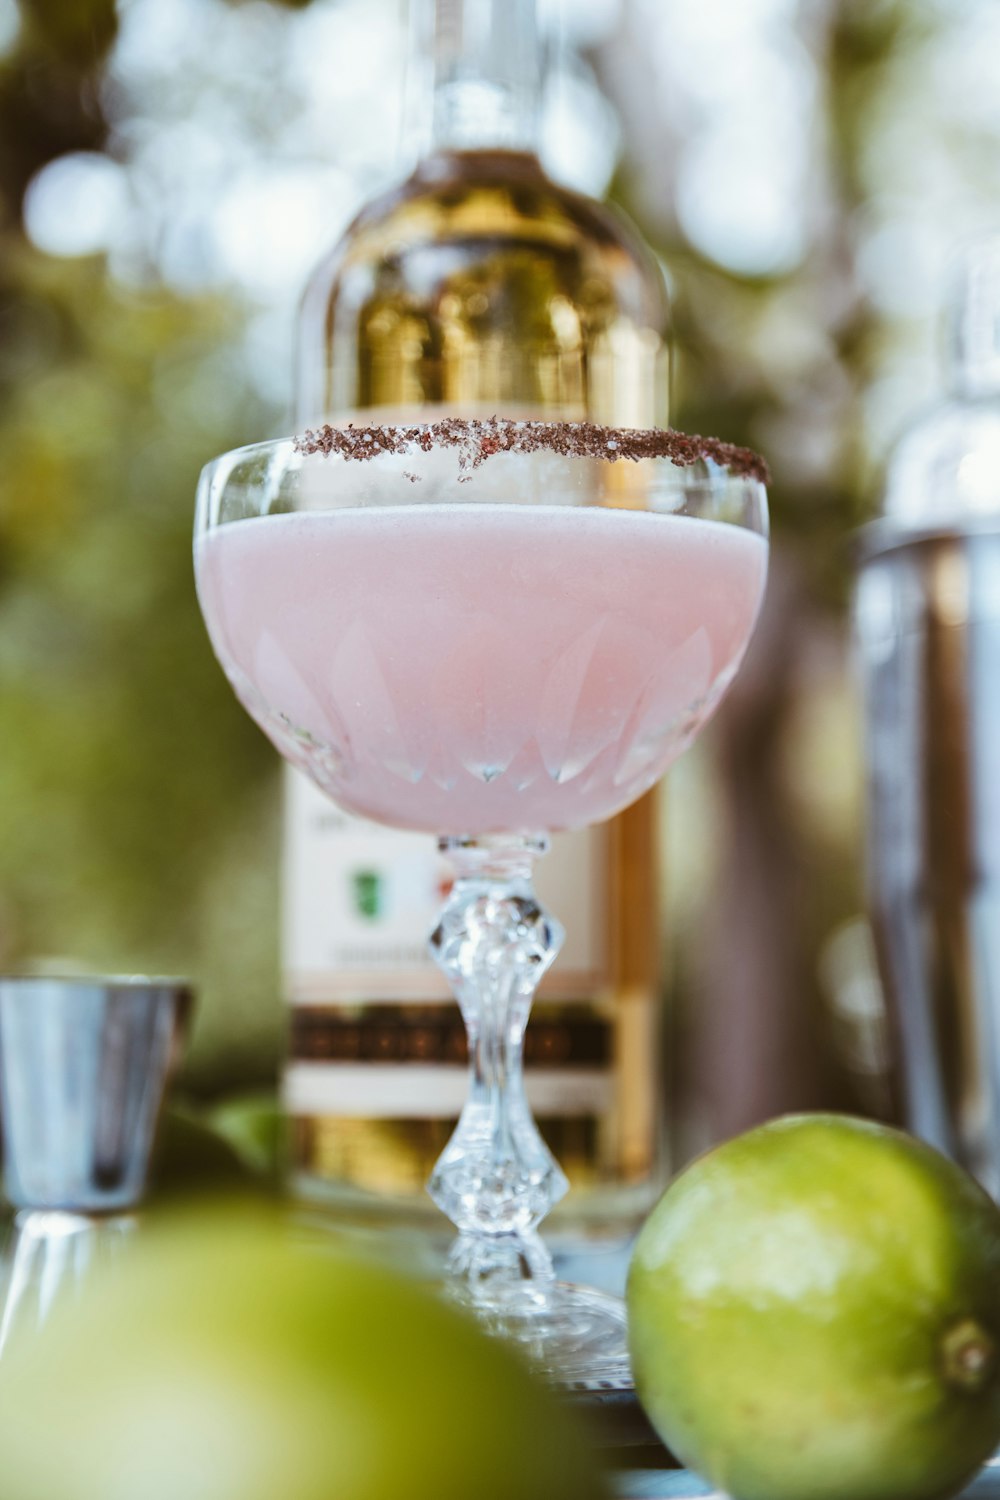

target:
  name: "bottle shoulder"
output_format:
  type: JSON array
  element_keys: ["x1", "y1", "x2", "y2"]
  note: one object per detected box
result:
[
  {"x1": 883, "y1": 395, "x2": 1000, "y2": 525},
  {"x1": 301, "y1": 152, "x2": 670, "y2": 332}
]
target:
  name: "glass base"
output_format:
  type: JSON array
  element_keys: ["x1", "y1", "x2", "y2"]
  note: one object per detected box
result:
[{"x1": 453, "y1": 1279, "x2": 633, "y2": 1391}]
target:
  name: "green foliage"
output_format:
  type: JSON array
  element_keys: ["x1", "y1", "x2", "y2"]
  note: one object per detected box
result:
[
  {"x1": 0, "y1": 249, "x2": 283, "y2": 1087},
  {"x1": 19, "y1": 0, "x2": 118, "y2": 66},
  {"x1": 0, "y1": 0, "x2": 116, "y2": 220}
]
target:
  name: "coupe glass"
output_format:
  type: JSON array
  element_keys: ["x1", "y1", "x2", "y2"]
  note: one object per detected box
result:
[{"x1": 194, "y1": 419, "x2": 769, "y2": 1386}]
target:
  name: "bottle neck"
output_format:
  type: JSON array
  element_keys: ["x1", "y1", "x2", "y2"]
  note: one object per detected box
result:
[
  {"x1": 945, "y1": 237, "x2": 1000, "y2": 401},
  {"x1": 408, "y1": 0, "x2": 542, "y2": 156}
]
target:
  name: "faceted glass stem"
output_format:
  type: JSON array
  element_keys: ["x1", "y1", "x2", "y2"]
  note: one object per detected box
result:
[{"x1": 428, "y1": 835, "x2": 568, "y2": 1300}]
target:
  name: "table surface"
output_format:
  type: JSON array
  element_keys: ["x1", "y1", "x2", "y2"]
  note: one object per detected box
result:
[
  {"x1": 612, "y1": 1459, "x2": 1000, "y2": 1498},
  {"x1": 580, "y1": 1391, "x2": 1000, "y2": 1499}
]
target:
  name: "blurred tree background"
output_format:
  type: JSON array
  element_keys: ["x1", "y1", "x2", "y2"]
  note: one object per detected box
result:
[{"x1": 0, "y1": 0, "x2": 995, "y2": 1146}]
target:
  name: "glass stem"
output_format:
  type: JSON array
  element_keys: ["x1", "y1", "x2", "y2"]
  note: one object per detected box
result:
[{"x1": 429, "y1": 835, "x2": 568, "y2": 1297}]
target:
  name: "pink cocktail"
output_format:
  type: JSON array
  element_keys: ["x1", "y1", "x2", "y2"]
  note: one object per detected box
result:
[
  {"x1": 194, "y1": 419, "x2": 769, "y2": 1384},
  {"x1": 196, "y1": 504, "x2": 766, "y2": 835}
]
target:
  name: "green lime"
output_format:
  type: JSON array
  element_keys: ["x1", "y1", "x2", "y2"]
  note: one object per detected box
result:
[
  {"x1": 0, "y1": 1210, "x2": 606, "y2": 1500},
  {"x1": 627, "y1": 1114, "x2": 1000, "y2": 1500},
  {"x1": 209, "y1": 1092, "x2": 285, "y2": 1177},
  {"x1": 151, "y1": 1108, "x2": 259, "y2": 1196}
]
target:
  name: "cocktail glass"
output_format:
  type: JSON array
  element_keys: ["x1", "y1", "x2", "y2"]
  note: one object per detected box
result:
[{"x1": 194, "y1": 419, "x2": 769, "y2": 1386}]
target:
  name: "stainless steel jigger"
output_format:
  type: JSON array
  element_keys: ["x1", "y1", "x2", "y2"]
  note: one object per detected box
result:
[
  {"x1": 0, "y1": 975, "x2": 192, "y2": 1212},
  {"x1": 0, "y1": 976, "x2": 191, "y2": 1355}
]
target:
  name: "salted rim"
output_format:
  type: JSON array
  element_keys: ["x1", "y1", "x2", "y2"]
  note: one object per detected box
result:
[{"x1": 294, "y1": 416, "x2": 770, "y2": 486}]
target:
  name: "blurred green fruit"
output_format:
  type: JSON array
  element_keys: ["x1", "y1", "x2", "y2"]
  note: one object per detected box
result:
[
  {"x1": 209, "y1": 1092, "x2": 285, "y2": 1177},
  {"x1": 628, "y1": 1114, "x2": 1000, "y2": 1500},
  {"x1": 0, "y1": 1212, "x2": 604, "y2": 1500},
  {"x1": 151, "y1": 1108, "x2": 258, "y2": 1196}
]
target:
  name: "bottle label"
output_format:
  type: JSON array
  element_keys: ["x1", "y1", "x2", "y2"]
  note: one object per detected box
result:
[
  {"x1": 285, "y1": 1062, "x2": 613, "y2": 1120},
  {"x1": 284, "y1": 994, "x2": 614, "y2": 1121},
  {"x1": 282, "y1": 767, "x2": 610, "y2": 1003}
]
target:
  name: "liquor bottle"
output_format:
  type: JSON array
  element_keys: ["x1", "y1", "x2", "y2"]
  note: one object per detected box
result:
[{"x1": 284, "y1": 0, "x2": 671, "y2": 1237}]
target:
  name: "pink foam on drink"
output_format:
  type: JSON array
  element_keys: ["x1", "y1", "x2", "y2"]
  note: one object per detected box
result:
[{"x1": 196, "y1": 505, "x2": 767, "y2": 834}]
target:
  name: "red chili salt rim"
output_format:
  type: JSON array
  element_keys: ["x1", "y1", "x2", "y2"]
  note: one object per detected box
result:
[{"x1": 294, "y1": 416, "x2": 770, "y2": 487}]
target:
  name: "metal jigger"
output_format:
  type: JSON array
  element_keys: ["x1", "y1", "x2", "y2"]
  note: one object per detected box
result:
[
  {"x1": 0, "y1": 975, "x2": 191, "y2": 1353},
  {"x1": 856, "y1": 238, "x2": 1000, "y2": 1195}
]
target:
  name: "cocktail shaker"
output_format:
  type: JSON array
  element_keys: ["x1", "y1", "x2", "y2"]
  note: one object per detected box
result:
[{"x1": 856, "y1": 238, "x2": 1000, "y2": 1194}]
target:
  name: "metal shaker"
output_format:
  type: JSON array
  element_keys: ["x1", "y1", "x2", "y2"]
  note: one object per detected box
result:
[{"x1": 856, "y1": 238, "x2": 1000, "y2": 1194}]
